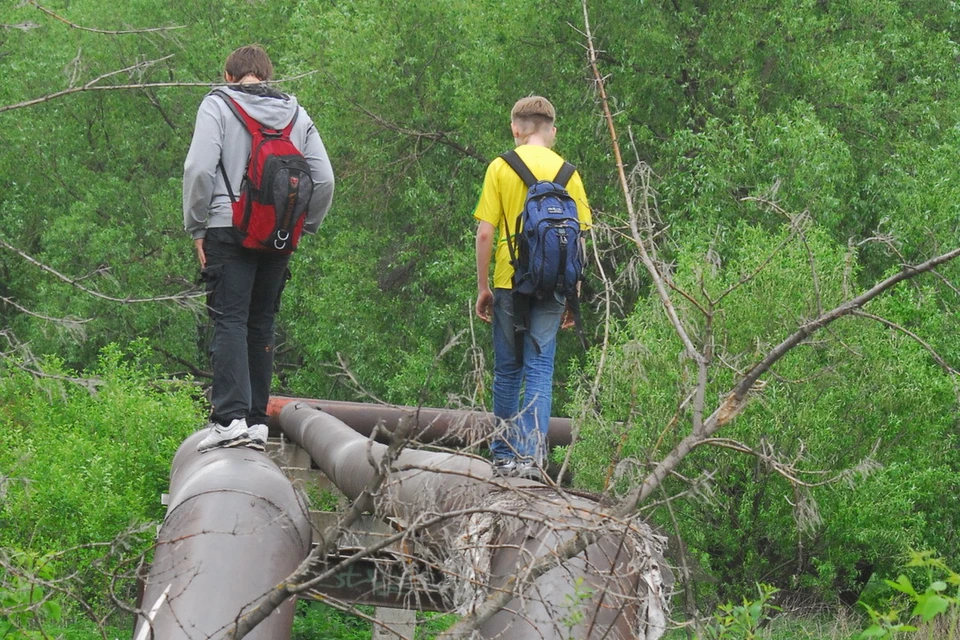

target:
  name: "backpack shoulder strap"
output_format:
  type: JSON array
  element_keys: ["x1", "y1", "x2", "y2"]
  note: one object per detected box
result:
[
  {"x1": 554, "y1": 161, "x2": 576, "y2": 187},
  {"x1": 210, "y1": 89, "x2": 258, "y2": 133},
  {"x1": 210, "y1": 89, "x2": 254, "y2": 203},
  {"x1": 282, "y1": 108, "x2": 299, "y2": 136},
  {"x1": 500, "y1": 149, "x2": 537, "y2": 188},
  {"x1": 212, "y1": 88, "x2": 300, "y2": 135}
]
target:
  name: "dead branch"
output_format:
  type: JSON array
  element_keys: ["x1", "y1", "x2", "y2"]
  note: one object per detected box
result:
[
  {"x1": 0, "y1": 64, "x2": 318, "y2": 114},
  {"x1": 29, "y1": 1, "x2": 185, "y2": 35},
  {"x1": 1, "y1": 21, "x2": 39, "y2": 31},
  {"x1": 0, "y1": 329, "x2": 103, "y2": 395},
  {"x1": 324, "y1": 72, "x2": 489, "y2": 164},
  {"x1": 853, "y1": 309, "x2": 959, "y2": 377},
  {"x1": 712, "y1": 210, "x2": 806, "y2": 305},
  {"x1": 693, "y1": 437, "x2": 871, "y2": 488},
  {"x1": 621, "y1": 245, "x2": 960, "y2": 517},
  {"x1": 0, "y1": 296, "x2": 90, "y2": 337},
  {"x1": 0, "y1": 237, "x2": 204, "y2": 307},
  {"x1": 334, "y1": 352, "x2": 393, "y2": 406}
]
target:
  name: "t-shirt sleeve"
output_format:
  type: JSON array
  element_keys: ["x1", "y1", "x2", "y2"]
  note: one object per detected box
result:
[
  {"x1": 472, "y1": 160, "x2": 503, "y2": 228},
  {"x1": 567, "y1": 171, "x2": 592, "y2": 229}
]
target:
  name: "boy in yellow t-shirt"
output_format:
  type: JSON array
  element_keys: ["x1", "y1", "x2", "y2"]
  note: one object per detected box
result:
[{"x1": 474, "y1": 96, "x2": 591, "y2": 481}]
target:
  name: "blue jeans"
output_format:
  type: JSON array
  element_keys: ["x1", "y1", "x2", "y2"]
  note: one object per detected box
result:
[
  {"x1": 490, "y1": 288, "x2": 565, "y2": 463},
  {"x1": 202, "y1": 228, "x2": 291, "y2": 427}
]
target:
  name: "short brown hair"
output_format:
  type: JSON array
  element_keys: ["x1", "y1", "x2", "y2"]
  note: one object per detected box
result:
[
  {"x1": 511, "y1": 96, "x2": 556, "y2": 135},
  {"x1": 224, "y1": 44, "x2": 274, "y2": 82}
]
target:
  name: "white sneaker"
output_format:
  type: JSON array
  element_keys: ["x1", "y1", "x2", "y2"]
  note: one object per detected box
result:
[
  {"x1": 247, "y1": 424, "x2": 268, "y2": 452},
  {"x1": 197, "y1": 418, "x2": 249, "y2": 453}
]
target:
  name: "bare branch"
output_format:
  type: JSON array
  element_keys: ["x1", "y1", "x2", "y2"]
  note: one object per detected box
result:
[
  {"x1": 557, "y1": 225, "x2": 616, "y2": 485},
  {"x1": 1, "y1": 21, "x2": 39, "y2": 31},
  {"x1": 580, "y1": 1, "x2": 707, "y2": 444},
  {"x1": 30, "y1": 0, "x2": 186, "y2": 35},
  {"x1": 324, "y1": 72, "x2": 489, "y2": 164},
  {"x1": 0, "y1": 55, "x2": 175, "y2": 113},
  {"x1": 0, "y1": 237, "x2": 204, "y2": 306},
  {"x1": 333, "y1": 352, "x2": 393, "y2": 405},
  {"x1": 853, "y1": 309, "x2": 960, "y2": 377},
  {"x1": 0, "y1": 296, "x2": 91, "y2": 335},
  {"x1": 621, "y1": 246, "x2": 960, "y2": 516},
  {"x1": 714, "y1": 199, "x2": 808, "y2": 305},
  {"x1": 0, "y1": 330, "x2": 103, "y2": 395},
  {"x1": 0, "y1": 63, "x2": 318, "y2": 114},
  {"x1": 694, "y1": 437, "x2": 862, "y2": 488}
]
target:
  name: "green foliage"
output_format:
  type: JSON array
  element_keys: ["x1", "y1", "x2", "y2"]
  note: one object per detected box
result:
[
  {"x1": 416, "y1": 611, "x2": 460, "y2": 639},
  {"x1": 0, "y1": 0, "x2": 959, "y2": 632},
  {"x1": 291, "y1": 601, "x2": 459, "y2": 639},
  {"x1": 860, "y1": 551, "x2": 960, "y2": 640},
  {"x1": 0, "y1": 341, "x2": 204, "y2": 609},
  {"x1": 569, "y1": 221, "x2": 959, "y2": 602},
  {"x1": 291, "y1": 601, "x2": 371, "y2": 640},
  {"x1": 0, "y1": 551, "x2": 62, "y2": 640},
  {"x1": 704, "y1": 583, "x2": 781, "y2": 640}
]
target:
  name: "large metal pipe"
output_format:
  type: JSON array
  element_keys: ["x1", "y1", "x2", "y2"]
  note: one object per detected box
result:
[
  {"x1": 134, "y1": 431, "x2": 312, "y2": 640},
  {"x1": 280, "y1": 402, "x2": 669, "y2": 640},
  {"x1": 266, "y1": 396, "x2": 574, "y2": 447}
]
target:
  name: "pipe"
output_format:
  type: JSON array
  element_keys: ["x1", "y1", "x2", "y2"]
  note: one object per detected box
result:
[
  {"x1": 280, "y1": 402, "x2": 669, "y2": 640},
  {"x1": 134, "y1": 431, "x2": 312, "y2": 640},
  {"x1": 266, "y1": 396, "x2": 574, "y2": 447}
]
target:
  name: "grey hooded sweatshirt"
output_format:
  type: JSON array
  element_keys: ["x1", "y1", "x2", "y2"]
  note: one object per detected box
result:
[{"x1": 182, "y1": 84, "x2": 335, "y2": 240}]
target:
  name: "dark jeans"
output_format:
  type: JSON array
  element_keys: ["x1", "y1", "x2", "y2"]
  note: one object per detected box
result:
[{"x1": 202, "y1": 228, "x2": 291, "y2": 427}]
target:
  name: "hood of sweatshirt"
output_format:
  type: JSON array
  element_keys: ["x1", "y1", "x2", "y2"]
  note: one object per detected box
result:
[{"x1": 220, "y1": 83, "x2": 300, "y2": 130}]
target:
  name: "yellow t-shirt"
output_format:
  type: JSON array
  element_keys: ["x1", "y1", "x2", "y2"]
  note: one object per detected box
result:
[{"x1": 473, "y1": 145, "x2": 591, "y2": 290}]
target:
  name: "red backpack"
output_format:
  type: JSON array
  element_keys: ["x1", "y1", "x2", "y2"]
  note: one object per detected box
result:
[{"x1": 212, "y1": 90, "x2": 314, "y2": 253}]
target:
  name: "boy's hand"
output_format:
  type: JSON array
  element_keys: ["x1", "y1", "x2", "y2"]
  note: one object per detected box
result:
[
  {"x1": 194, "y1": 238, "x2": 206, "y2": 269},
  {"x1": 476, "y1": 288, "x2": 494, "y2": 323},
  {"x1": 561, "y1": 308, "x2": 575, "y2": 330}
]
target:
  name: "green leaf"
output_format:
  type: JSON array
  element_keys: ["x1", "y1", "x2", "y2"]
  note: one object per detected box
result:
[
  {"x1": 885, "y1": 575, "x2": 918, "y2": 597},
  {"x1": 912, "y1": 594, "x2": 949, "y2": 622}
]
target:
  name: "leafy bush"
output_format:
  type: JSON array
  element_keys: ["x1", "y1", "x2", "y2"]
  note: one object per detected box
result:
[
  {"x1": 568, "y1": 223, "x2": 960, "y2": 603},
  {"x1": 860, "y1": 551, "x2": 960, "y2": 640},
  {"x1": 0, "y1": 341, "x2": 205, "y2": 614},
  {"x1": 0, "y1": 551, "x2": 62, "y2": 640}
]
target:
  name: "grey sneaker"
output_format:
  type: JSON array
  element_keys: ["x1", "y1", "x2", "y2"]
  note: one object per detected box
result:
[
  {"x1": 491, "y1": 457, "x2": 518, "y2": 478},
  {"x1": 197, "y1": 418, "x2": 249, "y2": 453},
  {"x1": 247, "y1": 423, "x2": 268, "y2": 452},
  {"x1": 515, "y1": 459, "x2": 544, "y2": 482}
]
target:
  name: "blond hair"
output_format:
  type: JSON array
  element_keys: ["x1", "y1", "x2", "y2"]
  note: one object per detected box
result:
[{"x1": 511, "y1": 96, "x2": 556, "y2": 137}]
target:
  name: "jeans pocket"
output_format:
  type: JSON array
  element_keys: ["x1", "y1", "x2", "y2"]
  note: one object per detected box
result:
[{"x1": 201, "y1": 263, "x2": 224, "y2": 319}]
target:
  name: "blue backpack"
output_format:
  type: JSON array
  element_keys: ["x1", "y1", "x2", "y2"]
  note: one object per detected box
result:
[
  {"x1": 501, "y1": 150, "x2": 583, "y2": 299},
  {"x1": 501, "y1": 150, "x2": 587, "y2": 355}
]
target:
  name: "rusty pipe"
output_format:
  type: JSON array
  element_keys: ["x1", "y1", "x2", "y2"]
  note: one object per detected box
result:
[
  {"x1": 266, "y1": 396, "x2": 574, "y2": 447},
  {"x1": 280, "y1": 402, "x2": 669, "y2": 640},
  {"x1": 134, "y1": 431, "x2": 312, "y2": 640}
]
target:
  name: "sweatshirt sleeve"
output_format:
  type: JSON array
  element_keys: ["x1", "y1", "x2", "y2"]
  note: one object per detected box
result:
[
  {"x1": 182, "y1": 96, "x2": 225, "y2": 240},
  {"x1": 300, "y1": 112, "x2": 335, "y2": 234}
]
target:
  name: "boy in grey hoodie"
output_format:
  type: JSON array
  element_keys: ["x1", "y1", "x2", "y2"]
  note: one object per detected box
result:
[{"x1": 183, "y1": 44, "x2": 335, "y2": 453}]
